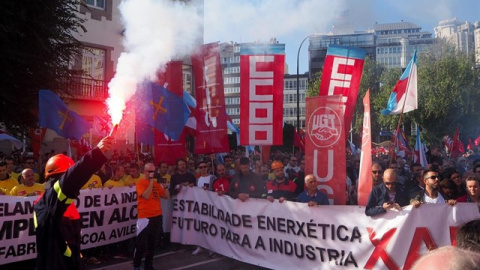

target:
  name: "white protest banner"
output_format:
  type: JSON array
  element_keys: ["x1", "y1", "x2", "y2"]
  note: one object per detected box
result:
[
  {"x1": 171, "y1": 187, "x2": 480, "y2": 270},
  {"x1": 0, "y1": 187, "x2": 138, "y2": 265}
]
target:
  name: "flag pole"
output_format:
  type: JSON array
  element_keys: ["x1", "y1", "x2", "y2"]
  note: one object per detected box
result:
[
  {"x1": 210, "y1": 154, "x2": 215, "y2": 175},
  {"x1": 388, "y1": 52, "x2": 416, "y2": 167}
]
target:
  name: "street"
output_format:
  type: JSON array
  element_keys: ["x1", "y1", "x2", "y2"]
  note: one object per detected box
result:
[{"x1": 86, "y1": 246, "x2": 271, "y2": 270}]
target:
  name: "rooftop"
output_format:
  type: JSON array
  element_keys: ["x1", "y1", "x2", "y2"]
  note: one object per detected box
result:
[{"x1": 373, "y1": 21, "x2": 421, "y2": 31}]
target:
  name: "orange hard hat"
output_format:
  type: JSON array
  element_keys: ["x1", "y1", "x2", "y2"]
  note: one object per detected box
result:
[
  {"x1": 271, "y1": 161, "x2": 284, "y2": 171},
  {"x1": 45, "y1": 154, "x2": 74, "y2": 179}
]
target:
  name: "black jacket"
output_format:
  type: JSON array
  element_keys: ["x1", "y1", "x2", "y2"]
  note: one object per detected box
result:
[
  {"x1": 34, "y1": 148, "x2": 107, "y2": 270},
  {"x1": 365, "y1": 183, "x2": 409, "y2": 217},
  {"x1": 228, "y1": 171, "x2": 264, "y2": 199}
]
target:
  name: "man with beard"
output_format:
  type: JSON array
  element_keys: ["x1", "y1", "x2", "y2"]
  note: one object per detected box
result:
[
  {"x1": 213, "y1": 164, "x2": 230, "y2": 196},
  {"x1": 410, "y1": 169, "x2": 457, "y2": 207},
  {"x1": 169, "y1": 158, "x2": 196, "y2": 197},
  {"x1": 457, "y1": 176, "x2": 480, "y2": 203},
  {"x1": 228, "y1": 157, "x2": 264, "y2": 201},
  {"x1": 371, "y1": 163, "x2": 384, "y2": 187},
  {"x1": 265, "y1": 161, "x2": 297, "y2": 203}
]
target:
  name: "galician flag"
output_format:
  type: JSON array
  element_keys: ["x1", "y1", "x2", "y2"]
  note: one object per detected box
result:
[
  {"x1": 414, "y1": 127, "x2": 428, "y2": 168},
  {"x1": 382, "y1": 51, "x2": 417, "y2": 115}
]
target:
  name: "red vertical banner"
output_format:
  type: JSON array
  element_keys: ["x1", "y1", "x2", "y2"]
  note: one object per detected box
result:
[
  {"x1": 157, "y1": 61, "x2": 183, "y2": 96},
  {"x1": 30, "y1": 127, "x2": 46, "y2": 160},
  {"x1": 319, "y1": 45, "x2": 366, "y2": 140},
  {"x1": 191, "y1": 43, "x2": 230, "y2": 154},
  {"x1": 357, "y1": 90, "x2": 372, "y2": 206},
  {"x1": 154, "y1": 129, "x2": 186, "y2": 166},
  {"x1": 240, "y1": 45, "x2": 284, "y2": 145},
  {"x1": 305, "y1": 96, "x2": 346, "y2": 205}
]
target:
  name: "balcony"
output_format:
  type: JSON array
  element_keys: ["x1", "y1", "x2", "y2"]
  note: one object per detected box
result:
[{"x1": 61, "y1": 76, "x2": 109, "y2": 101}]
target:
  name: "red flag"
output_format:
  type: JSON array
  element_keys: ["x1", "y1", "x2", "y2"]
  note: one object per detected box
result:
[
  {"x1": 30, "y1": 127, "x2": 46, "y2": 160},
  {"x1": 475, "y1": 134, "x2": 480, "y2": 146},
  {"x1": 191, "y1": 43, "x2": 230, "y2": 154},
  {"x1": 240, "y1": 45, "x2": 284, "y2": 145},
  {"x1": 261, "y1": 145, "x2": 271, "y2": 164},
  {"x1": 468, "y1": 138, "x2": 475, "y2": 150},
  {"x1": 154, "y1": 129, "x2": 187, "y2": 166},
  {"x1": 305, "y1": 96, "x2": 345, "y2": 205},
  {"x1": 357, "y1": 90, "x2": 372, "y2": 206},
  {"x1": 319, "y1": 45, "x2": 366, "y2": 141},
  {"x1": 451, "y1": 127, "x2": 464, "y2": 158},
  {"x1": 157, "y1": 61, "x2": 183, "y2": 96},
  {"x1": 293, "y1": 128, "x2": 305, "y2": 152}
]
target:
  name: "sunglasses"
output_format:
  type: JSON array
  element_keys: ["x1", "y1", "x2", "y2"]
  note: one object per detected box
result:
[
  {"x1": 384, "y1": 182, "x2": 396, "y2": 186},
  {"x1": 199, "y1": 166, "x2": 207, "y2": 169},
  {"x1": 372, "y1": 170, "x2": 383, "y2": 174},
  {"x1": 426, "y1": 175, "x2": 440, "y2": 180}
]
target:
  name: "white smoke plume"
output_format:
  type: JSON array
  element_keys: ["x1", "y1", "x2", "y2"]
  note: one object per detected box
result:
[
  {"x1": 204, "y1": 0, "x2": 345, "y2": 43},
  {"x1": 107, "y1": 0, "x2": 203, "y2": 125}
]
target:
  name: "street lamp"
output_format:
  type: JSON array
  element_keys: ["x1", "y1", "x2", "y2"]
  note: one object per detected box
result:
[{"x1": 296, "y1": 35, "x2": 313, "y2": 134}]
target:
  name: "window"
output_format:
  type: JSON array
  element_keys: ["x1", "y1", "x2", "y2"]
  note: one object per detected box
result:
[
  {"x1": 82, "y1": 47, "x2": 105, "y2": 80},
  {"x1": 86, "y1": 0, "x2": 105, "y2": 9},
  {"x1": 183, "y1": 68, "x2": 192, "y2": 93}
]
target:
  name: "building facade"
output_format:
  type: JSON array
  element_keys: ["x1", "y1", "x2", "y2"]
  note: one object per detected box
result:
[
  {"x1": 283, "y1": 74, "x2": 308, "y2": 129},
  {"x1": 308, "y1": 21, "x2": 435, "y2": 73},
  {"x1": 435, "y1": 18, "x2": 478, "y2": 55},
  {"x1": 374, "y1": 22, "x2": 434, "y2": 68},
  {"x1": 308, "y1": 32, "x2": 376, "y2": 77},
  {"x1": 42, "y1": 0, "x2": 125, "y2": 154}
]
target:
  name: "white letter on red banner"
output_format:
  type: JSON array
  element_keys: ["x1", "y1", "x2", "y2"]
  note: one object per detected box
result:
[
  {"x1": 240, "y1": 47, "x2": 284, "y2": 146},
  {"x1": 305, "y1": 96, "x2": 346, "y2": 205}
]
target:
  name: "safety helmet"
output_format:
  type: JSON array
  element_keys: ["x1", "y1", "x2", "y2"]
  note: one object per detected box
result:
[
  {"x1": 271, "y1": 161, "x2": 284, "y2": 171},
  {"x1": 45, "y1": 154, "x2": 74, "y2": 179}
]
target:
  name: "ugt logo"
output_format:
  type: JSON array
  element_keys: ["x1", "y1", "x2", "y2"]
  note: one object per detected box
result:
[{"x1": 308, "y1": 107, "x2": 342, "y2": 148}]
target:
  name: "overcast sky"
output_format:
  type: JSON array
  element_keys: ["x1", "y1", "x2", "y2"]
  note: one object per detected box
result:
[{"x1": 203, "y1": 0, "x2": 480, "y2": 73}]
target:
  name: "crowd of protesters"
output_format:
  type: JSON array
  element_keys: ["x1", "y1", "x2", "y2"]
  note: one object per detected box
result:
[
  {"x1": 363, "y1": 146, "x2": 480, "y2": 217},
  {"x1": 2, "y1": 143, "x2": 480, "y2": 268}
]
